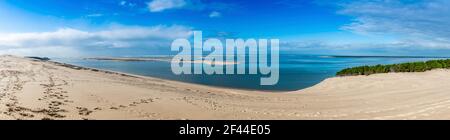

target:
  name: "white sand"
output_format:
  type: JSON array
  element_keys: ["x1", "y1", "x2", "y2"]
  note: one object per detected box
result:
[{"x1": 1, "y1": 55, "x2": 450, "y2": 120}]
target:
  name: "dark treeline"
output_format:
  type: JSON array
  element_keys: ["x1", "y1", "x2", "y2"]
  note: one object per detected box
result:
[{"x1": 336, "y1": 59, "x2": 450, "y2": 76}]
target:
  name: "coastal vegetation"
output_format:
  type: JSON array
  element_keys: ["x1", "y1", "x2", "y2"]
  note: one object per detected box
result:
[{"x1": 336, "y1": 59, "x2": 450, "y2": 76}]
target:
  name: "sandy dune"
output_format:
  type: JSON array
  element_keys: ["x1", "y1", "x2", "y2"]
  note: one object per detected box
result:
[{"x1": 1, "y1": 55, "x2": 450, "y2": 120}]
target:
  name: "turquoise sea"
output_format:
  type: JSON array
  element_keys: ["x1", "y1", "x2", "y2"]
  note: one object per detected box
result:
[{"x1": 52, "y1": 55, "x2": 446, "y2": 91}]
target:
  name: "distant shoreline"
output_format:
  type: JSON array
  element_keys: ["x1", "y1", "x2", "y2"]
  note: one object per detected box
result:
[
  {"x1": 85, "y1": 57, "x2": 240, "y2": 65},
  {"x1": 325, "y1": 55, "x2": 450, "y2": 58},
  {"x1": 84, "y1": 57, "x2": 169, "y2": 62}
]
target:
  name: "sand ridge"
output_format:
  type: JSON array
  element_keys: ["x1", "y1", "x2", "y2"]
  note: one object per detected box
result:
[{"x1": 1, "y1": 55, "x2": 450, "y2": 120}]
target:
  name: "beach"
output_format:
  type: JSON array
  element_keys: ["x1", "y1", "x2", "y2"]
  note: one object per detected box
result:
[{"x1": 1, "y1": 55, "x2": 450, "y2": 120}]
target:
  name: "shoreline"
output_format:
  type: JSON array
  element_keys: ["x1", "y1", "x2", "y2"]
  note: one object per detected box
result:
[
  {"x1": 3, "y1": 55, "x2": 450, "y2": 120},
  {"x1": 46, "y1": 58, "x2": 281, "y2": 94},
  {"x1": 50, "y1": 57, "x2": 290, "y2": 93}
]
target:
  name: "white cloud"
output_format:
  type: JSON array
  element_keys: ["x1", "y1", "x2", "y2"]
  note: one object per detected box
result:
[
  {"x1": 0, "y1": 47, "x2": 82, "y2": 57},
  {"x1": 147, "y1": 0, "x2": 186, "y2": 12},
  {"x1": 280, "y1": 40, "x2": 450, "y2": 56},
  {"x1": 86, "y1": 13, "x2": 103, "y2": 17},
  {"x1": 120, "y1": 1, "x2": 127, "y2": 6},
  {"x1": 337, "y1": 0, "x2": 450, "y2": 48},
  {"x1": 0, "y1": 25, "x2": 193, "y2": 56},
  {"x1": 209, "y1": 11, "x2": 221, "y2": 18},
  {"x1": 120, "y1": 0, "x2": 136, "y2": 7}
]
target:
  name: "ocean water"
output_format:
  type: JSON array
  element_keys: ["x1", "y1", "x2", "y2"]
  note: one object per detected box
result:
[{"x1": 52, "y1": 55, "x2": 444, "y2": 91}]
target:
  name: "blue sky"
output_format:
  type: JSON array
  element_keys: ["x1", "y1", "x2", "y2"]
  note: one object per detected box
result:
[{"x1": 0, "y1": 0, "x2": 450, "y2": 57}]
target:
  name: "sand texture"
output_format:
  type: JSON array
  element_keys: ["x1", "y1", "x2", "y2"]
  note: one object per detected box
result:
[{"x1": 1, "y1": 55, "x2": 450, "y2": 120}]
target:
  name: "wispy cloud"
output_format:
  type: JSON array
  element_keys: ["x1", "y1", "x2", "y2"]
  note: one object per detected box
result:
[
  {"x1": 120, "y1": 1, "x2": 127, "y2": 6},
  {"x1": 209, "y1": 11, "x2": 221, "y2": 18},
  {"x1": 280, "y1": 40, "x2": 450, "y2": 56},
  {"x1": 119, "y1": 0, "x2": 136, "y2": 7},
  {"x1": 147, "y1": 0, "x2": 186, "y2": 12},
  {"x1": 86, "y1": 13, "x2": 103, "y2": 17},
  {"x1": 337, "y1": 0, "x2": 450, "y2": 48},
  {"x1": 146, "y1": 0, "x2": 232, "y2": 17},
  {"x1": 0, "y1": 25, "x2": 192, "y2": 56}
]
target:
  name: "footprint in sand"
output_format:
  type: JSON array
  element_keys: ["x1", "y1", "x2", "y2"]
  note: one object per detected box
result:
[
  {"x1": 108, "y1": 98, "x2": 155, "y2": 110},
  {"x1": 76, "y1": 107, "x2": 94, "y2": 116}
]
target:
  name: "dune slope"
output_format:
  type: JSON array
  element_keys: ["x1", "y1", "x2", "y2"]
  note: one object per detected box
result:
[{"x1": 1, "y1": 55, "x2": 450, "y2": 120}]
